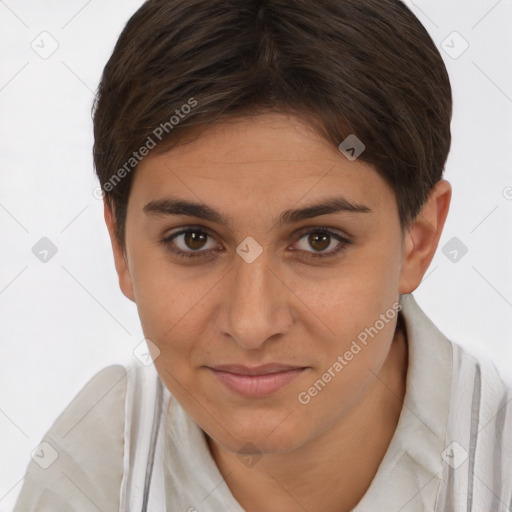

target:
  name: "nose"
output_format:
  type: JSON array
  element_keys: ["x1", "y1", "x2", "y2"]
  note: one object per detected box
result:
[{"x1": 220, "y1": 247, "x2": 293, "y2": 350}]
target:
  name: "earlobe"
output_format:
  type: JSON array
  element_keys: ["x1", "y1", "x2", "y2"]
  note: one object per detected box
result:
[
  {"x1": 103, "y1": 200, "x2": 136, "y2": 302},
  {"x1": 398, "y1": 179, "x2": 452, "y2": 294}
]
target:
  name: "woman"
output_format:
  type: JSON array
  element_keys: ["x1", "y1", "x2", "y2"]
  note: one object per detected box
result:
[{"x1": 14, "y1": 0, "x2": 512, "y2": 510}]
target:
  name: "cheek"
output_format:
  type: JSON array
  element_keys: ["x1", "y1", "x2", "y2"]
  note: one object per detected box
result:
[
  {"x1": 348, "y1": 229, "x2": 403, "y2": 308},
  {"x1": 294, "y1": 294, "x2": 400, "y2": 435},
  {"x1": 300, "y1": 242, "x2": 402, "y2": 389},
  {"x1": 314, "y1": 246, "x2": 401, "y2": 338},
  {"x1": 128, "y1": 250, "x2": 203, "y2": 360}
]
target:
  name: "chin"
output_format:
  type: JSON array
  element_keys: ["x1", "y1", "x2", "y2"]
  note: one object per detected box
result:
[{"x1": 208, "y1": 415, "x2": 310, "y2": 455}]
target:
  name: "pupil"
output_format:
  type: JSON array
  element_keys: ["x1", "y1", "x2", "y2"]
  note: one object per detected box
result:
[{"x1": 310, "y1": 233, "x2": 329, "y2": 252}]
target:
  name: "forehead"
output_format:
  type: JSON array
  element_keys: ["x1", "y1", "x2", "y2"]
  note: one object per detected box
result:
[{"x1": 130, "y1": 113, "x2": 395, "y2": 217}]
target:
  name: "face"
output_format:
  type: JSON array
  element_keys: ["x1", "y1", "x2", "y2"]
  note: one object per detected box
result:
[{"x1": 108, "y1": 112, "x2": 434, "y2": 455}]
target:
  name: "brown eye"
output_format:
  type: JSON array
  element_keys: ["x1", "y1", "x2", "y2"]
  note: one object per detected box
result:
[
  {"x1": 162, "y1": 228, "x2": 220, "y2": 258},
  {"x1": 183, "y1": 230, "x2": 208, "y2": 250},
  {"x1": 307, "y1": 232, "x2": 331, "y2": 252},
  {"x1": 293, "y1": 228, "x2": 352, "y2": 259}
]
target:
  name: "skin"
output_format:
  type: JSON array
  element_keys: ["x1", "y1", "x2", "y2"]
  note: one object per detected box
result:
[{"x1": 104, "y1": 112, "x2": 451, "y2": 512}]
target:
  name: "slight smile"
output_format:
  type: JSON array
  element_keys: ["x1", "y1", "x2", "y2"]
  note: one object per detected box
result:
[{"x1": 206, "y1": 364, "x2": 310, "y2": 398}]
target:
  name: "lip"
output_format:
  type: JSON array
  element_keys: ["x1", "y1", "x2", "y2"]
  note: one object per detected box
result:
[{"x1": 207, "y1": 364, "x2": 308, "y2": 398}]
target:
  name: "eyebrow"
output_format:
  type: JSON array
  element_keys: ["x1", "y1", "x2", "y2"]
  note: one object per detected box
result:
[{"x1": 143, "y1": 196, "x2": 371, "y2": 230}]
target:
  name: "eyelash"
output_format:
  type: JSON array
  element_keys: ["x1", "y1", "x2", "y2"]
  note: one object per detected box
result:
[{"x1": 161, "y1": 226, "x2": 352, "y2": 260}]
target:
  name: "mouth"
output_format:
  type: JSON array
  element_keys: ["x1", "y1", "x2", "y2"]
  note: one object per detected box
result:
[{"x1": 206, "y1": 364, "x2": 309, "y2": 398}]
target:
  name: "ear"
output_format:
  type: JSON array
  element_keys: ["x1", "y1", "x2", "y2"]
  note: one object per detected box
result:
[
  {"x1": 103, "y1": 200, "x2": 136, "y2": 302},
  {"x1": 399, "y1": 179, "x2": 452, "y2": 294}
]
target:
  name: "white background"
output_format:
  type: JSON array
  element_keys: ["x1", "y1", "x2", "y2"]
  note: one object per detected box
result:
[{"x1": 0, "y1": 0, "x2": 511, "y2": 509}]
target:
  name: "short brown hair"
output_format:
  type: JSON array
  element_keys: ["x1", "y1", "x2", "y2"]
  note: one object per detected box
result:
[{"x1": 93, "y1": 0, "x2": 452, "y2": 249}]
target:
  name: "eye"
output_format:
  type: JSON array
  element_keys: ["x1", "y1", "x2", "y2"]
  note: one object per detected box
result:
[
  {"x1": 161, "y1": 226, "x2": 352, "y2": 261},
  {"x1": 161, "y1": 227, "x2": 220, "y2": 259},
  {"x1": 292, "y1": 228, "x2": 352, "y2": 259}
]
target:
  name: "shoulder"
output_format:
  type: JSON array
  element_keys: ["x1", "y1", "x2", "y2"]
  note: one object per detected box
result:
[
  {"x1": 440, "y1": 340, "x2": 512, "y2": 501},
  {"x1": 13, "y1": 364, "x2": 129, "y2": 512},
  {"x1": 449, "y1": 338, "x2": 511, "y2": 407}
]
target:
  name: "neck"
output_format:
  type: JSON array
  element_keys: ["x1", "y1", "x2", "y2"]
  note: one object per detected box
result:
[{"x1": 206, "y1": 315, "x2": 409, "y2": 512}]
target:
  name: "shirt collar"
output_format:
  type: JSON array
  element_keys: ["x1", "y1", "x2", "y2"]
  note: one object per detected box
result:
[{"x1": 352, "y1": 293, "x2": 453, "y2": 511}]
